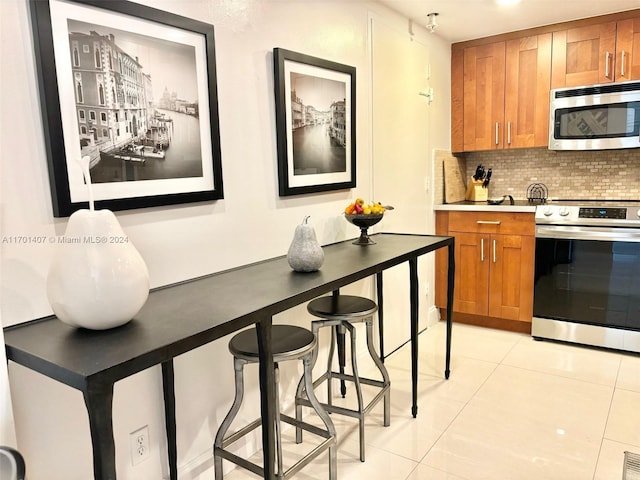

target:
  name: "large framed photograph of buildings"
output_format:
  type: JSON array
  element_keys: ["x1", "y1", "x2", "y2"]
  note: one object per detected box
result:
[
  {"x1": 29, "y1": 0, "x2": 223, "y2": 217},
  {"x1": 273, "y1": 48, "x2": 356, "y2": 196}
]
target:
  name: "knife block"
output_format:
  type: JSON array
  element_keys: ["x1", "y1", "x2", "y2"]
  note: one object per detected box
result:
[{"x1": 465, "y1": 179, "x2": 488, "y2": 202}]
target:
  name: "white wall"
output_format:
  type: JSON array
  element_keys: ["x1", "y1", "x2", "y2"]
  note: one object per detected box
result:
[{"x1": 0, "y1": 0, "x2": 451, "y2": 477}]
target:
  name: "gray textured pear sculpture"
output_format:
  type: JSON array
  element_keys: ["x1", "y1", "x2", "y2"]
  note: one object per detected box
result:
[{"x1": 287, "y1": 216, "x2": 324, "y2": 272}]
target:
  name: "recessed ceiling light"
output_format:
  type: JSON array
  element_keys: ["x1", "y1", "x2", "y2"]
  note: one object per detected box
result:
[{"x1": 496, "y1": 0, "x2": 521, "y2": 5}]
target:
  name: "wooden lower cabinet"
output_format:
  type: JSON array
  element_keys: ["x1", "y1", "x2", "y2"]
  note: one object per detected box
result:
[{"x1": 435, "y1": 211, "x2": 535, "y2": 333}]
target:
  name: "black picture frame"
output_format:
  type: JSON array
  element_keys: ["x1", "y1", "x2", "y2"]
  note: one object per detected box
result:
[
  {"x1": 273, "y1": 48, "x2": 356, "y2": 196},
  {"x1": 29, "y1": 0, "x2": 224, "y2": 217}
]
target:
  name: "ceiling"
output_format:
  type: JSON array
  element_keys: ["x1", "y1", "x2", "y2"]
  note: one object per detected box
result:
[{"x1": 376, "y1": 0, "x2": 640, "y2": 43}]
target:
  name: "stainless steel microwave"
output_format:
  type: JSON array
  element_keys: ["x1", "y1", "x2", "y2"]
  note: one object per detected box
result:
[{"x1": 549, "y1": 81, "x2": 640, "y2": 150}]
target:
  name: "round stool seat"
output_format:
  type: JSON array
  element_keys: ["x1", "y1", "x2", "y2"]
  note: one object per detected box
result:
[
  {"x1": 229, "y1": 325, "x2": 316, "y2": 362},
  {"x1": 307, "y1": 295, "x2": 377, "y2": 320}
]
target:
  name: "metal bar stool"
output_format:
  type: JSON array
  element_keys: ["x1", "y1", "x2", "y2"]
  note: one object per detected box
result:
[
  {"x1": 214, "y1": 325, "x2": 337, "y2": 480},
  {"x1": 295, "y1": 294, "x2": 390, "y2": 462}
]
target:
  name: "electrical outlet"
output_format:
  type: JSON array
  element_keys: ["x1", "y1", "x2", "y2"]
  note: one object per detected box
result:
[
  {"x1": 130, "y1": 426, "x2": 150, "y2": 466},
  {"x1": 424, "y1": 282, "x2": 430, "y2": 298}
]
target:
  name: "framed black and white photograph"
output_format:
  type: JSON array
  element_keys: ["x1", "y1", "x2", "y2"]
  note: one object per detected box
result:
[
  {"x1": 29, "y1": 0, "x2": 224, "y2": 217},
  {"x1": 273, "y1": 48, "x2": 356, "y2": 196}
]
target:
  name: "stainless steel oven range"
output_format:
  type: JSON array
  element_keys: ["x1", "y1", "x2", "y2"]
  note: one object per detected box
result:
[{"x1": 533, "y1": 201, "x2": 640, "y2": 353}]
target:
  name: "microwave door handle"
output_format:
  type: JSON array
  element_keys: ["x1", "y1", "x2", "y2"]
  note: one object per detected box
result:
[{"x1": 605, "y1": 51, "x2": 611, "y2": 79}]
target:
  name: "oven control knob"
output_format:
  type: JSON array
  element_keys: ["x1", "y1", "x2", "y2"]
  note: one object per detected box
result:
[
  {"x1": 559, "y1": 207, "x2": 570, "y2": 217},
  {"x1": 543, "y1": 206, "x2": 553, "y2": 216}
]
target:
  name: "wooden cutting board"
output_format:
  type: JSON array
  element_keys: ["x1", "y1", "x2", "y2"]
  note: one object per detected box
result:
[{"x1": 443, "y1": 156, "x2": 466, "y2": 203}]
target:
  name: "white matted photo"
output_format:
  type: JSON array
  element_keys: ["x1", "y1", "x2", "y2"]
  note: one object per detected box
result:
[
  {"x1": 29, "y1": 0, "x2": 224, "y2": 216},
  {"x1": 273, "y1": 48, "x2": 356, "y2": 196}
]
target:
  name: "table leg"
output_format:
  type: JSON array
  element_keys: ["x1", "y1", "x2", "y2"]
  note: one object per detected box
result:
[
  {"x1": 256, "y1": 317, "x2": 276, "y2": 480},
  {"x1": 409, "y1": 257, "x2": 419, "y2": 418},
  {"x1": 161, "y1": 360, "x2": 177, "y2": 480},
  {"x1": 446, "y1": 240, "x2": 455, "y2": 380},
  {"x1": 376, "y1": 272, "x2": 384, "y2": 362},
  {"x1": 82, "y1": 379, "x2": 116, "y2": 480}
]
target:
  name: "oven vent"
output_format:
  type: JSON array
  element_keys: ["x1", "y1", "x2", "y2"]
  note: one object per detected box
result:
[
  {"x1": 554, "y1": 81, "x2": 640, "y2": 98},
  {"x1": 623, "y1": 451, "x2": 640, "y2": 480}
]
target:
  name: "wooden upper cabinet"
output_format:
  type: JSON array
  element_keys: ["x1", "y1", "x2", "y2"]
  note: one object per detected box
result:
[
  {"x1": 462, "y1": 42, "x2": 505, "y2": 151},
  {"x1": 551, "y1": 22, "x2": 616, "y2": 88},
  {"x1": 505, "y1": 34, "x2": 552, "y2": 148},
  {"x1": 451, "y1": 10, "x2": 640, "y2": 152},
  {"x1": 616, "y1": 17, "x2": 640, "y2": 81},
  {"x1": 452, "y1": 34, "x2": 552, "y2": 152},
  {"x1": 550, "y1": 18, "x2": 640, "y2": 87},
  {"x1": 451, "y1": 47, "x2": 464, "y2": 153}
]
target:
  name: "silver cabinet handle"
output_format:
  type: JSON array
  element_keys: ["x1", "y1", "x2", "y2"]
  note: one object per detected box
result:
[
  {"x1": 605, "y1": 51, "x2": 611, "y2": 78},
  {"x1": 620, "y1": 50, "x2": 626, "y2": 77},
  {"x1": 507, "y1": 121, "x2": 511, "y2": 145},
  {"x1": 493, "y1": 239, "x2": 497, "y2": 263},
  {"x1": 495, "y1": 122, "x2": 499, "y2": 145},
  {"x1": 477, "y1": 220, "x2": 501, "y2": 225},
  {"x1": 480, "y1": 238, "x2": 485, "y2": 262}
]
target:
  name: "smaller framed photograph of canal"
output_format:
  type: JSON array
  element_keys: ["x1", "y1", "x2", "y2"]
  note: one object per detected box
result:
[
  {"x1": 273, "y1": 48, "x2": 356, "y2": 196},
  {"x1": 28, "y1": 0, "x2": 224, "y2": 217}
]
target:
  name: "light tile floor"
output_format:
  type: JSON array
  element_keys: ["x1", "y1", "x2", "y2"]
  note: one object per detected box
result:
[{"x1": 223, "y1": 322, "x2": 640, "y2": 480}]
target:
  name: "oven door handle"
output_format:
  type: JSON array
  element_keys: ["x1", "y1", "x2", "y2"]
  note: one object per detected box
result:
[{"x1": 536, "y1": 225, "x2": 640, "y2": 242}]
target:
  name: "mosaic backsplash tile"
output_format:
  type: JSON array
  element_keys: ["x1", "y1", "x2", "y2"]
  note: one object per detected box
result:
[{"x1": 461, "y1": 148, "x2": 640, "y2": 201}]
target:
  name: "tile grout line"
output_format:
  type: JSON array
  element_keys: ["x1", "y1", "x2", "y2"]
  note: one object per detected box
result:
[{"x1": 592, "y1": 354, "x2": 623, "y2": 480}]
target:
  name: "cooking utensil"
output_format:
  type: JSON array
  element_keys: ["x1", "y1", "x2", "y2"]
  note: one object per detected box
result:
[
  {"x1": 487, "y1": 195, "x2": 514, "y2": 205},
  {"x1": 473, "y1": 164, "x2": 484, "y2": 181},
  {"x1": 482, "y1": 168, "x2": 492, "y2": 188}
]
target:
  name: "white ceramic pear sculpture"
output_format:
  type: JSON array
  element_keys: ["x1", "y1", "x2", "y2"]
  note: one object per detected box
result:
[
  {"x1": 46, "y1": 156, "x2": 149, "y2": 330},
  {"x1": 287, "y1": 216, "x2": 324, "y2": 272}
]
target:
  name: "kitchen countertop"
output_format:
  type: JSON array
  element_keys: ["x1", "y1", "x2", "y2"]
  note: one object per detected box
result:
[{"x1": 434, "y1": 200, "x2": 537, "y2": 213}]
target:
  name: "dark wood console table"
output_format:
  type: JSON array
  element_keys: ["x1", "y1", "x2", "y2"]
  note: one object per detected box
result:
[{"x1": 4, "y1": 233, "x2": 454, "y2": 479}]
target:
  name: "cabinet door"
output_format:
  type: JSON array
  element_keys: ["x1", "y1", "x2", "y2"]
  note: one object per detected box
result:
[
  {"x1": 616, "y1": 17, "x2": 640, "y2": 81},
  {"x1": 551, "y1": 22, "x2": 617, "y2": 88},
  {"x1": 463, "y1": 42, "x2": 506, "y2": 151},
  {"x1": 453, "y1": 232, "x2": 490, "y2": 315},
  {"x1": 505, "y1": 34, "x2": 552, "y2": 148},
  {"x1": 488, "y1": 234, "x2": 535, "y2": 321},
  {"x1": 451, "y1": 46, "x2": 464, "y2": 153}
]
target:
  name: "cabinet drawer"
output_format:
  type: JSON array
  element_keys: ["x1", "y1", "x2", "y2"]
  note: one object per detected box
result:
[{"x1": 448, "y1": 211, "x2": 535, "y2": 235}]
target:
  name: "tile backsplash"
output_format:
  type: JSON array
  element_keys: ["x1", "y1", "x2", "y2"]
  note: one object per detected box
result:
[{"x1": 462, "y1": 148, "x2": 640, "y2": 201}]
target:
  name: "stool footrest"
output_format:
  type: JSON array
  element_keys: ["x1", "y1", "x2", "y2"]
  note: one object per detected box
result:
[
  {"x1": 216, "y1": 415, "x2": 336, "y2": 480},
  {"x1": 319, "y1": 370, "x2": 387, "y2": 389},
  {"x1": 220, "y1": 418, "x2": 262, "y2": 449},
  {"x1": 280, "y1": 414, "x2": 333, "y2": 440},
  {"x1": 298, "y1": 382, "x2": 390, "y2": 420},
  {"x1": 285, "y1": 436, "x2": 335, "y2": 480},
  {"x1": 214, "y1": 448, "x2": 264, "y2": 477}
]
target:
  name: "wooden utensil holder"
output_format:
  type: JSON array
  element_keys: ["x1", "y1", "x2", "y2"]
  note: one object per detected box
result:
[{"x1": 465, "y1": 179, "x2": 488, "y2": 202}]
